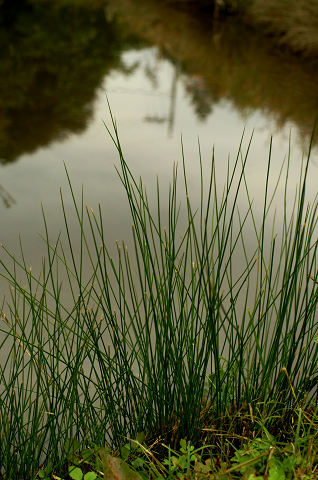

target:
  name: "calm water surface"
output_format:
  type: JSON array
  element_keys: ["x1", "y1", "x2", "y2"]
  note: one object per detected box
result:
[{"x1": 0, "y1": 0, "x2": 318, "y2": 298}]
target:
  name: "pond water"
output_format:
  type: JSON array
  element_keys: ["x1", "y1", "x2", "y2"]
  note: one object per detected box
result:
[{"x1": 0, "y1": 0, "x2": 318, "y2": 299}]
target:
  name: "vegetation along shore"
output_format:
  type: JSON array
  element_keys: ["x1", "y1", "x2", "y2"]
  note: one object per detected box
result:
[
  {"x1": 0, "y1": 111, "x2": 317, "y2": 478},
  {"x1": 163, "y1": 0, "x2": 318, "y2": 57}
]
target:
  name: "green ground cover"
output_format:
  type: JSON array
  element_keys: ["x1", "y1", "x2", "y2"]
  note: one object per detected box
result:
[{"x1": 0, "y1": 110, "x2": 317, "y2": 478}]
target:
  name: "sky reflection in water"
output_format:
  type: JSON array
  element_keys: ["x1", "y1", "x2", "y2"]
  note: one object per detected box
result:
[{"x1": 0, "y1": 0, "x2": 317, "y2": 300}]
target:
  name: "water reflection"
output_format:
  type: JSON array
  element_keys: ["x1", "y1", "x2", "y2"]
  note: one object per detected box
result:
[
  {"x1": 107, "y1": 0, "x2": 318, "y2": 147},
  {"x1": 0, "y1": 0, "x2": 140, "y2": 163},
  {"x1": 0, "y1": 0, "x2": 317, "y2": 277},
  {"x1": 1, "y1": 0, "x2": 318, "y2": 166},
  {"x1": 0, "y1": 0, "x2": 317, "y2": 372},
  {"x1": 141, "y1": 62, "x2": 180, "y2": 136},
  {"x1": 0, "y1": 184, "x2": 15, "y2": 208}
]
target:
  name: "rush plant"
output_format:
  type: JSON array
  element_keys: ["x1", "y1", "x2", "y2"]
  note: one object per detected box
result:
[{"x1": 0, "y1": 112, "x2": 317, "y2": 478}]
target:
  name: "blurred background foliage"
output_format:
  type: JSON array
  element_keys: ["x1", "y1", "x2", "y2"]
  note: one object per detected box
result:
[
  {"x1": 1, "y1": 0, "x2": 318, "y2": 164},
  {"x1": 0, "y1": 0, "x2": 140, "y2": 163}
]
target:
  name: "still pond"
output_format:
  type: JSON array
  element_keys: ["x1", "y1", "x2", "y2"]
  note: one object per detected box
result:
[{"x1": 0, "y1": 0, "x2": 318, "y2": 297}]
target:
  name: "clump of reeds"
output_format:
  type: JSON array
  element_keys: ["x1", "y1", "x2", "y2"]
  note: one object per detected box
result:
[{"x1": 0, "y1": 112, "x2": 317, "y2": 478}]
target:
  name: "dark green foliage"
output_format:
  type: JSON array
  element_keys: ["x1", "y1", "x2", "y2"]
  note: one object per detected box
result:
[{"x1": 0, "y1": 0, "x2": 140, "y2": 163}]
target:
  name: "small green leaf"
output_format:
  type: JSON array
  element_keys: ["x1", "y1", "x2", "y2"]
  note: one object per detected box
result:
[
  {"x1": 84, "y1": 472, "x2": 98, "y2": 480},
  {"x1": 38, "y1": 471, "x2": 46, "y2": 479},
  {"x1": 180, "y1": 439, "x2": 187, "y2": 452},
  {"x1": 68, "y1": 465, "x2": 83, "y2": 480},
  {"x1": 178, "y1": 455, "x2": 187, "y2": 469}
]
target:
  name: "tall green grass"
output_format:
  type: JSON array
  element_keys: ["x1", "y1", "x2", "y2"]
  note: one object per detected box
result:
[{"x1": 0, "y1": 114, "x2": 318, "y2": 478}]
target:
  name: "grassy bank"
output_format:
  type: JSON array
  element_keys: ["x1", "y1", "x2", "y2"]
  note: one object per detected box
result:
[
  {"x1": 0, "y1": 113, "x2": 318, "y2": 478},
  {"x1": 164, "y1": 0, "x2": 318, "y2": 57}
]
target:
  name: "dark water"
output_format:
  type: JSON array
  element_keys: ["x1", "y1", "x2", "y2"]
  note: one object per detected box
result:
[{"x1": 0, "y1": 0, "x2": 317, "y2": 296}]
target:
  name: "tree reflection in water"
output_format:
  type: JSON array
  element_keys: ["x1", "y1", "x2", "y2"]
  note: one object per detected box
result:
[
  {"x1": 1, "y1": 0, "x2": 318, "y2": 165},
  {"x1": 0, "y1": 0, "x2": 141, "y2": 164}
]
